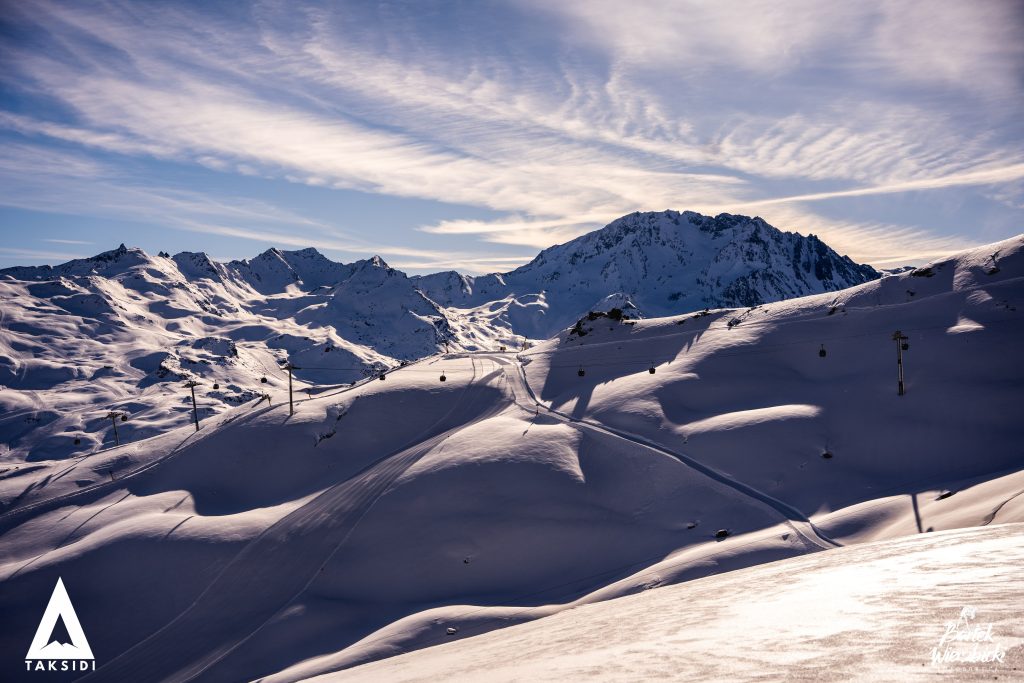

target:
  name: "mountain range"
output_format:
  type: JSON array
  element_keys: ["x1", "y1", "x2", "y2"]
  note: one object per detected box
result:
[
  {"x1": 414, "y1": 210, "x2": 878, "y2": 337},
  {"x1": 1, "y1": 210, "x2": 879, "y2": 461}
]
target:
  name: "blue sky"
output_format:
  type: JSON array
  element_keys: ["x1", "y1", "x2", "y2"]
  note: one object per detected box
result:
[{"x1": 1, "y1": 0, "x2": 1022, "y2": 273}]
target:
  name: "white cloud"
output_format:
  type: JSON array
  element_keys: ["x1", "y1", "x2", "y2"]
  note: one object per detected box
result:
[
  {"x1": 0, "y1": 247, "x2": 86, "y2": 262},
  {"x1": 726, "y1": 204, "x2": 974, "y2": 267},
  {"x1": 42, "y1": 238, "x2": 93, "y2": 245},
  {"x1": 526, "y1": 0, "x2": 863, "y2": 74},
  {"x1": 727, "y1": 164, "x2": 1024, "y2": 209}
]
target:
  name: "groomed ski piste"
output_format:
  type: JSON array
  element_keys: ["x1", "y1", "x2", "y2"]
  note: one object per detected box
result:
[{"x1": 1, "y1": 235, "x2": 1022, "y2": 681}]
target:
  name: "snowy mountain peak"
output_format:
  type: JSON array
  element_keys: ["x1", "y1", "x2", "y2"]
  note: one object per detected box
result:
[
  {"x1": 348, "y1": 254, "x2": 390, "y2": 272},
  {"x1": 221, "y1": 247, "x2": 352, "y2": 293},
  {"x1": 288, "y1": 246, "x2": 329, "y2": 260},
  {"x1": 416, "y1": 210, "x2": 880, "y2": 338},
  {"x1": 257, "y1": 246, "x2": 285, "y2": 259},
  {"x1": 171, "y1": 251, "x2": 222, "y2": 280},
  {"x1": 334, "y1": 255, "x2": 394, "y2": 285},
  {"x1": 410, "y1": 270, "x2": 473, "y2": 302}
]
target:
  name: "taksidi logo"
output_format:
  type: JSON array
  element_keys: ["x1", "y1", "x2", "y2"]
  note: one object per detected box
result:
[{"x1": 24, "y1": 578, "x2": 96, "y2": 673}]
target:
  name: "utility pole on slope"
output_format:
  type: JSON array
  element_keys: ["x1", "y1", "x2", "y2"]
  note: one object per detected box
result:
[
  {"x1": 184, "y1": 380, "x2": 200, "y2": 431},
  {"x1": 892, "y1": 330, "x2": 909, "y2": 396},
  {"x1": 284, "y1": 362, "x2": 300, "y2": 416}
]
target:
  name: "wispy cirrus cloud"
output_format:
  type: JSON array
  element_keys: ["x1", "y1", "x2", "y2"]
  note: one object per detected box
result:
[
  {"x1": 728, "y1": 164, "x2": 1024, "y2": 210},
  {"x1": 42, "y1": 238, "x2": 93, "y2": 245},
  {"x1": 532, "y1": 0, "x2": 1024, "y2": 96},
  {"x1": 0, "y1": 247, "x2": 88, "y2": 262},
  {"x1": 0, "y1": 0, "x2": 1020, "y2": 272}
]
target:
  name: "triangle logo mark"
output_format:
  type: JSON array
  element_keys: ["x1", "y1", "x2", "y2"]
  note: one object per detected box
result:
[{"x1": 25, "y1": 578, "x2": 94, "y2": 661}]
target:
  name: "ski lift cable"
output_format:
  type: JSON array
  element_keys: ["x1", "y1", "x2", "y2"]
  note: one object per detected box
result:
[
  {"x1": 519, "y1": 308, "x2": 857, "y2": 358},
  {"x1": 262, "y1": 312, "x2": 1017, "y2": 376},
  {"x1": 283, "y1": 352, "x2": 445, "y2": 405},
  {"x1": 519, "y1": 312, "x2": 1021, "y2": 363},
  {"x1": 56, "y1": 312, "x2": 1015, "y2": 460}
]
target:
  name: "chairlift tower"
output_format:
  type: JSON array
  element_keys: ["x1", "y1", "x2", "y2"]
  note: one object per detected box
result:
[
  {"x1": 184, "y1": 380, "x2": 201, "y2": 431},
  {"x1": 283, "y1": 362, "x2": 300, "y2": 415},
  {"x1": 105, "y1": 410, "x2": 127, "y2": 446},
  {"x1": 892, "y1": 330, "x2": 909, "y2": 396}
]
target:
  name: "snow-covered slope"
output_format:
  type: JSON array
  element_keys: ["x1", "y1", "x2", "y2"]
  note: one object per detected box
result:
[
  {"x1": 0, "y1": 350, "x2": 827, "y2": 682},
  {"x1": 521, "y1": 234, "x2": 1024, "y2": 536},
  {"x1": 414, "y1": 211, "x2": 879, "y2": 338},
  {"x1": 0, "y1": 235, "x2": 1019, "y2": 682},
  {"x1": 323, "y1": 523, "x2": 1024, "y2": 682}
]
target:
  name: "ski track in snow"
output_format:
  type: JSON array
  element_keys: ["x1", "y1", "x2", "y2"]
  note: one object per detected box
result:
[
  {"x1": 0, "y1": 354, "x2": 442, "y2": 528},
  {"x1": 84, "y1": 360, "x2": 497, "y2": 682},
  {"x1": 502, "y1": 355, "x2": 840, "y2": 552},
  {"x1": 469, "y1": 351, "x2": 836, "y2": 556}
]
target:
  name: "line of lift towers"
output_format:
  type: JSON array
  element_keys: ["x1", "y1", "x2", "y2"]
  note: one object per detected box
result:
[{"x1": 101, "y1": 330, "x2": 911, "y2": 445}]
